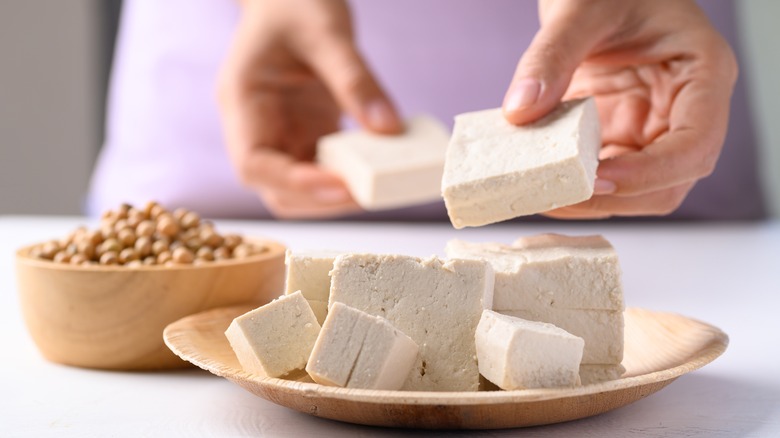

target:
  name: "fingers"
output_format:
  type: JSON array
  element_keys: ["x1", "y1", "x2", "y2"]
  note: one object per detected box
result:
[
  {"x1": 567, "y1": 77, "x2": 729, "y2": 218},
  {"x1": 503, "y1": 1, "x2": 617, "y2": 125},
  {"x1": 504, "y1": 0, "x2": 736, "y2": 219},
  {"x1": 217, "y1": 0, "x2": 393, "y2": 218},
  {"x1": 305, "y1": 34, "x2": 403, "y2": 134},
  {"x1": 597, "y1": 76, "x2": 732, "y2": 197},
  {"x1": 221, "y1": 102, "x2": 359, "y2": 218},
  {"x1": 238, "y1": 149, "x2": 361, "y2": 218},
  {"x1": 262, "y1": 188, "x2": 362, "y2": 219},
  {"x1": 543, "y1": 181, "x2": 695, "y2": 219}
]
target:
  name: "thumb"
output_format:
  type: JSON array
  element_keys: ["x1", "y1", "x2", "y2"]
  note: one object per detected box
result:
[
  {"x1": 503, "y1": 3, "x2": 611, "y2": 125},
  {"x1": 308, "y1": 37, "x2": 403, "y2": 134}
]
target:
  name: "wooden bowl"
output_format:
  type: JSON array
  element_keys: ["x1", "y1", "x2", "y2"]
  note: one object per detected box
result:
[
  {"x1": 164, "y1": 306, "x2": 728, "y2": 429},
  {"x1": 16, "y1": 239, "x2": 286, "y2": 370}
]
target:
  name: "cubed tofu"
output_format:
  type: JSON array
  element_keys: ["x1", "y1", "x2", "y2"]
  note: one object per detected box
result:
[
  {"x1": 317, "y1": 115, "x2": 450, "y2": 210},
  {"x1": 441, "y1": 98, "x2": 600, "y2": 228},
  {"x1": 500, "y1": 308, "x2": 624, "y2": 364},
  {"x1": 306, "y1": 302, "x2": 418, "y2": 390},
  {"x1": 224, "y1": 291, "x2": 321, "y2": 378},
  {"x1": 475, "y1": 310, "x2": 584, "y2": 390},
  {"x1": 329, "y1": 254, "x2": 494, "y2": 391}
]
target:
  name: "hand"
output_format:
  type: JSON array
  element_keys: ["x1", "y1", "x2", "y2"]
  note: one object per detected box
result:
[
  {"x1": 217, "y1": 0, "x2": 401, "y2": 219},
  {"x1": 502, "y1": 0, "x2": 737, "y2": 219}
]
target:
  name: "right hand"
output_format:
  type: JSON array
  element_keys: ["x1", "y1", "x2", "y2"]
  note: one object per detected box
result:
[
  {"x1": 501, "y1": 0, "x2": 737, "y2": 219},
  {"x1": 217, "y1": 0, "x2": 402, "y2": 219}
]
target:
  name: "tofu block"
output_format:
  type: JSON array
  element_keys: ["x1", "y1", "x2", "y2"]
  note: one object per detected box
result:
[
  {"x1": 284, "y1": 249, "x2": 341, "y2": 302},
  {"x1": 580, "y1": 364, "x2": 626, "y2": 385},
  {"x1": 224, "y1": 291, "x2": 321, "y2": 378},
  {"x1": 445, "y1": 234, "x2": 623, "y2": 311},
  {"x1": 307, "y1": 300, "x2": 329, "y2": 325},
  {"x1": 441, "y1": 98, "x2": 601, "y2": 228},
  {"x1": 284, "y1": 250, "x2": 342, "y2": 325},
  {"x1": 475, "y1": 310, "x2": 584, "y2": 390},
  {"x1": 500, "y1": 308, "x2": 623, "y2": 364},
  {"x1": 317, "y1": 115, "x2": 450, "y2": 210},
  {"x1": 306, "y1": 302, "x2": 419, "y2": 390},
  {"x1": 329, "y1": 254, "x2": 494, "y2": 391}
]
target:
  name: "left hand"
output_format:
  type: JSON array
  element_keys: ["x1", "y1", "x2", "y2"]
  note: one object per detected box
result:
[
  {"x1": 217, "y1": 0, "x2": 401, "y2": 219},
  {"x1": 502, "y1": 0, "x2": 738, "y2": 219}
]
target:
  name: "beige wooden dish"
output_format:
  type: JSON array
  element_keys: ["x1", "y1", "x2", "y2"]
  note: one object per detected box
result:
[
  {"x1": 164, "y1": 306, "x2": 728, "y2": 429},
  {"x1": 17, "y1": 239, "x2": 286, "y2": 370}
]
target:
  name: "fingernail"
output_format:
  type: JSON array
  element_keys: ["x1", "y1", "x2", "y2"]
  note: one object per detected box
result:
[
  {"x1": 593, "y1": 178, "x2": 617, "y2": 195},
  {"x1": 313, "y1": 187, "x2": 351, "y2": 203},
  {"x1": 365, "y1": 100, "x2": 400, "y2": 133},
  {"x1": 504, "y1": 78, "x2": 541, "y2": 113}
]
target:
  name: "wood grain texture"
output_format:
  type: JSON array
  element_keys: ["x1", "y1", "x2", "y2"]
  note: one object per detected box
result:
[
  {"x1": 16, "y1": 239, "x2": 286, "y2": 370},
  {"x1": 164, "y1": 306, "x2": 728, "y2": 429}
]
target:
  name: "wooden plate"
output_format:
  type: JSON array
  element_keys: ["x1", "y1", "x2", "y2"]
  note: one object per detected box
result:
[{"x1": 163, "y1": 306, "x2": 728, "y2": 429}]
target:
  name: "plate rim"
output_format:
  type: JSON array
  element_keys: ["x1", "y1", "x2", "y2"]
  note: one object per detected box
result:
[{"x1": 163, "y1": 305, "x2": 729, "y2": 406}]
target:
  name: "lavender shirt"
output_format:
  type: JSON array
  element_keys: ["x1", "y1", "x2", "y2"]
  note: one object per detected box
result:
[{"x1": 86, "y1": 0, "x2": 766, "y2": 220}]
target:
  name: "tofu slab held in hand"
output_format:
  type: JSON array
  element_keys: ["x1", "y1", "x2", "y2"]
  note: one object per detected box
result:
[
  {"x1": 442, "y1": 98, "x2": 601, "y2": 228},
  {"x1": 317, "y1": 115, "x2": 450, "y2": 210}
]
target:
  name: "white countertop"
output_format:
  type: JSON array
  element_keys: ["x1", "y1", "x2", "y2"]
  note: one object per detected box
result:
[{"x1": 2, "y1": 215, "x2": 779, "y2": 437}]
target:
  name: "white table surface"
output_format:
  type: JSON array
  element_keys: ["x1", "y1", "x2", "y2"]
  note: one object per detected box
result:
[{"x1": 2, "y1": 215, "x2": 779, "y2": 437}]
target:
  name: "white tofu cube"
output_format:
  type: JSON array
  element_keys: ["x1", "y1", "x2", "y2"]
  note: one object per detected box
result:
[
  {"x1": 329, "y1": 254, "x2": 494, "y2": 391},
  {"x1": 500, "y1": 308, "x2": 623, "y2": 364},
  {"x1": 441, "y1": 98, "x2": 601, "y2": 228},
  {"x1": 224, "y1": 291, "x2": 321, "y2": 378},
  {"x1": 306, "y1": 302, "x2": 418, "y2": 390},
  {"x1": 445, "y1": 234, "x2": 623, "y2": 311},
  {"x1": 475, "y1": 310, "x2": 584, "y2": 390},
  {"x1": 317, "y1": 115, "x2": 450, "y2": 210}
]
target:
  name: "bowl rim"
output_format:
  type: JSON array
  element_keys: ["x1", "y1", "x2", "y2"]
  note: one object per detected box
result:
[{"x1": 15, "y1": 237, "x2": 286, "y2": 272}]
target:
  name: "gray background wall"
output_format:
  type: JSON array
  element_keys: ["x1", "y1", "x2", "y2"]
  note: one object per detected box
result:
[
  {"x1": 0, "y1": 1, "x2": 778, "y2": 217},
  {"x1": 0, "y1": 0, "x2": 101, "y2": 215},
  {"x1": 738, "y1": 0, "x2": 780, "y2": 217}
]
